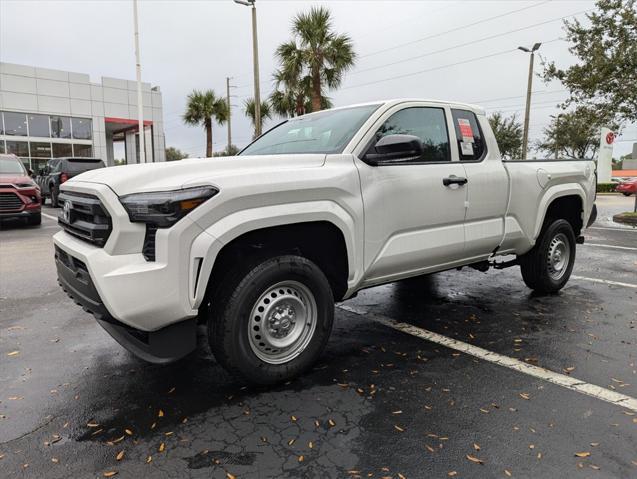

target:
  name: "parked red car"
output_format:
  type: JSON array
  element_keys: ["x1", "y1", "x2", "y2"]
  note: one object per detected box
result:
[
  {"x1": 0, "y1": 154, "x2": 41, "y2": 226},
  {"x1": 616, "y1": 178, "x2": 637, "y2": 196}
]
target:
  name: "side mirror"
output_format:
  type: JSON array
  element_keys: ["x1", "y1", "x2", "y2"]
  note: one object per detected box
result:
[{"x1": 364, "y1": 134, "x2": 424, "y2": 165}]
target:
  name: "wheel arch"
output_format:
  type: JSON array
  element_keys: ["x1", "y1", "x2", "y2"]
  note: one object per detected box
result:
[
  {"x1": 533, "y1": 186, "x2": 585, "y2": 240},
  {"x1": 190, "y1": 202, "x2": 360, "y2": 311}
]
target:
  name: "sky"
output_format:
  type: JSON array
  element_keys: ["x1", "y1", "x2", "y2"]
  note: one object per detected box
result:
[{"x1": 1, "y1": 0, "x2": 635, "y2": 159}]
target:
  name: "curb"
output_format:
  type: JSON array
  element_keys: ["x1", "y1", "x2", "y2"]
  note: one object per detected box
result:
[{"x1": 613, "y1": 213, "x2": 637, "y2": 226}]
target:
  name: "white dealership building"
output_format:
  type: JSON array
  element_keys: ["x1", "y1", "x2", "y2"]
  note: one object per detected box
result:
[{"x1": 0, "y1": 62, "x2": 166, "y2": 172}]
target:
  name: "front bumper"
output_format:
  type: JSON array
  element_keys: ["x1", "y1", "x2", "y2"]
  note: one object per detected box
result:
[{"x1": 55, "y1": 245, "x2": 196, "y2": 363}]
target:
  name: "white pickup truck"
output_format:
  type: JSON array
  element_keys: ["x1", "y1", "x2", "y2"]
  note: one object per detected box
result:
[{"x1": 54, "y1": 99, "x2": 597, "y2": 384}]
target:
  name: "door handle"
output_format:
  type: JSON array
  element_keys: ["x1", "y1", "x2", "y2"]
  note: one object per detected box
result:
[{"x1": 443, "y1": 176, "x2": 468, "y2": 186}]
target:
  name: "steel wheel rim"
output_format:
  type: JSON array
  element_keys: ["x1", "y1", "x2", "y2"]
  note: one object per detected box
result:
[
  {"x1": 248, "y1": 280, "x2": 317, "y2": 365},
  {"x1": 547, "y1": 232, "x2": 570, "y2": 280}
]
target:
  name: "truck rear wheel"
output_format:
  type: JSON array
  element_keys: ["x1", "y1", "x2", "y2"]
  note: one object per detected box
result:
[
  {"x1": 208, "y1": 255, "x2": 334, "y2": 385},
  {"x1": 519, "y1": 218, "x2": 576, "y2": 293}
]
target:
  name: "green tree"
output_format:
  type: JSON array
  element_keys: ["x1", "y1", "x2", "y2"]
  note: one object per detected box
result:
[
  {"x1": 183, "y1": 90, "x2": 228, "y2": 157},
  {"x1": 543, "y1": 0, "x2": 637, "y2": 124},
  {"x1": 537, "y1": 107, "x2": 617, "y2": 159},
  {"x1": 213, "y1": 144, "x2": 240, "y2": 157},
  {"x1": 244, "y1": 98, "x2": 273, "y2": 138},
  {"x1": 165, "y1": 146, "x2": 189, "y2": 161},
  {"x1": 274, "y1": 6, "x2": 355, "y2": 114},
  {"x1": 488, "y1": 112, "x2": 523, "y2": 160}
]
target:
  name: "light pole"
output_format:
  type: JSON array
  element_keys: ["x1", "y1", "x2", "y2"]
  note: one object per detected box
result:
[
  {"x1": 234, "y1": 0, "x2": 262, "y2": 137},
  {"x1": 518, "y1": 42, "x2": 541, "y2": 160},
  {"x1": 133, "y1": 0, "x2": 146, "y2": 163}
]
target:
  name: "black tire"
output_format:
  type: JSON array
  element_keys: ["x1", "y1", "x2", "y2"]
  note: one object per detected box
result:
[
  {"x1": 27, "y1": 213, "x2": 41, "y2": 226},
  {"x1": 519, "y1": 219, "x2": 576, "y2": 293},
  {"x1": 208, "y1": 255, "x2": 334, "y2": 385},
  {"x1": 50, "y1": 186, "x2": 59, "y2": 207},
  {"x1": 623, "y1": 192, "x2": 632, "y2": 197}
]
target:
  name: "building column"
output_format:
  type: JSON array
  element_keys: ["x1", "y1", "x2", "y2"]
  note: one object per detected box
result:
[
  {"x1": 105, "y1": 131, "x2": 115, "y2": 166},
  {"x1": 125, "y1": 130, "x2": 137, "y2": 164}
]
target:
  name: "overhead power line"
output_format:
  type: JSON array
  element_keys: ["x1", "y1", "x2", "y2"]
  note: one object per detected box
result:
[
  {"x1": 358, "y1": 0, "x2": 551, "y2": 59},
  {"x1": 341, "y1": 37, "x2": 563, "y2": 91},
  {"x1": 351, "y1": 10, "x2": 589, "y2": 76}
]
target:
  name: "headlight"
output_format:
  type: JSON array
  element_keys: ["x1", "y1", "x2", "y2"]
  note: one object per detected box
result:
[{"x1": 119, "y1": 186, "x2": 218, "y2": 227}]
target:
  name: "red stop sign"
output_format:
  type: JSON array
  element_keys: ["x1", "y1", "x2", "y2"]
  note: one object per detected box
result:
[{"x1": 606, "y1": 132, "x2": 615, "y2": 145}]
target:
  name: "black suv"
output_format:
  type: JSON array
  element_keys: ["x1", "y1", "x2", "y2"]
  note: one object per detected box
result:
[{"x1": 36, "y1": 157, "x2": 105, "y2": 207}]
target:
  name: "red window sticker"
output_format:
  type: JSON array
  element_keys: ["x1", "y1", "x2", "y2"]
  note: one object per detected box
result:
[{"x1": 458, "y1": 118, "x2": 473, "y2": 140}]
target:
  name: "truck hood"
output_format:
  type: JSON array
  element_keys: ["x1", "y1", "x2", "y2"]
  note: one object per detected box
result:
[
  {"x1": 67, "y1": 154, "x2": 326, "y2": 195},
  {"x1": 0, "y1": 173, "x2": 34, "y2": 185}
]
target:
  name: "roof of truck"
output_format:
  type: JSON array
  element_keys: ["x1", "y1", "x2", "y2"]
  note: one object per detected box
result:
[{"x1": 319, "y1": 99, "x2": 486, "y2": 116}]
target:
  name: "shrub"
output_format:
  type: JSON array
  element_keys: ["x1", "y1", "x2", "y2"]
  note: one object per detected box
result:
[{"x1": 596, "y1": 182, "x2": 617, "y2": 193}]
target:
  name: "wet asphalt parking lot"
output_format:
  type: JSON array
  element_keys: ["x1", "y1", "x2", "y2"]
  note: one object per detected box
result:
[{"x1": 1, "y1": 195, "x2": 636, "y2": 479}]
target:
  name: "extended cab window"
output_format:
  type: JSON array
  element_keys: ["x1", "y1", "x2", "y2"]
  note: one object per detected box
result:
[
  {"x1": 451, "y1": 109, "x2": 486, "y2": 161},
  {"x1": 373, "y1": 107, "x2": 450, "y2": 163}
]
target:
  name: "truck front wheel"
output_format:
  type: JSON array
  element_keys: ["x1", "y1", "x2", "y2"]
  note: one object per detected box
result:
[
  {"x1": 519, "y1": 219, "x2": 576, "y2": 293},
  {"x1": 208, "y1": 255, "x2": 334, "y2": 385}
]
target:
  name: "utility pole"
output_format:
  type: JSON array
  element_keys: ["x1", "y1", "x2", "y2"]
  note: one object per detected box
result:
[
  {"x1": 226, "y1": 77, "x2": 233, "y2": 150},
  {"x1": 133, "y1": 0, "x2": 145, "y2": 163},
  {"x1": 234, "y1": 0, "x2": 261, "y2": 137},
  {"x1": 518, "y1": 42, "x2": 541, "y2": 160}
]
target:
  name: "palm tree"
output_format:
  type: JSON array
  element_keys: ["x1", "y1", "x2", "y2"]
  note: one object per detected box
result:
[
  {"x1": 274, "y1": 6, "x2": 355, "y2": 114},
  {"x1": 243, "y1": 98, "x2": 272, "y2": 138},
  {"x1": 183, "y1": 89, "x2": 228, "y2": 157}
]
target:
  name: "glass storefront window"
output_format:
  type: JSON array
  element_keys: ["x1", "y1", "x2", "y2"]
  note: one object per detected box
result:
[
  {"x1": 52, "y1": 143, "x2": 73, "y2": 158},
  {"x1": 73, "y1": 144, "x2": 93, "y2": 157},
  {"x1": 31, "y1": 158, "x2": 49, "y2": 174},
  {"x1": 4, "y1": 112, "x2": 28, "y2": 136},
  {"x1": 0, "y1": 112, "x2": 4, "y2": 135},
  {"x1": 30, "y1": 141, "x2": 52, "y2": 158},
  {"x1": 20, "y1": 158, "x2": 31, "y2": 171},
  {"x1": 28, "y1": 114, "x2": 51, "y2": 138},
  {"x1": 50, "y1": 116, "x2": 72, "y2": 139},
  {"x1": 71, "y1": 118, "x2": 92, "y2": 140},
  {"x1": 6, "y1": 140, "x2": 29, "y2": 157},
  {"x1": 0, "y1": 141, "x2": 5, "y2": 154}
]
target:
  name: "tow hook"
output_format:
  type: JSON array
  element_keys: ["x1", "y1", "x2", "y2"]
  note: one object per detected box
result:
[{"x1": 576, "y1": 235, "x2": 585, "y2": 244}]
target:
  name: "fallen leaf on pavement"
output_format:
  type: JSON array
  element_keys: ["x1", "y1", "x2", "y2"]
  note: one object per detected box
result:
[
  {"x1": 124, "y1": 429, "x2": 133, "y2": 436},
  {"x1": 158, "y1": 442, "x2": 165, "y2": 453},
  {"x1": 158, "y1": 410, "x2": 164, "y2": 417},
  {"x1": 473, "y1": 443, "x2": 480, "y2": 451},
  {"x1": 6, "y1": 351, "x2": 19, "y2": 357},
  {"x1": 103, "y1": 472, "x2": 117, "y2": 478},
  {"x1": 575, "y1": 452, "x2": 591, "y2": 457},
  {"x1": 394, "y1": 425, "x2": 404, "y2": 432},
  {"x1": 519, "y1": 393, "x2": 530, "y2": 400},
  {"x1": 116, "y1": 451, "x2": 124, "y2": 461},
  {"x1": 466, "y1": 454, "x2": 484, "y2": 464},
  {"x1": 448, "y1": 472, "x2": 457, "y2": 477}
]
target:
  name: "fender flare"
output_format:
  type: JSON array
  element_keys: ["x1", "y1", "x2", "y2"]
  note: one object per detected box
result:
[
  {"x1": 532, "y1": 184, "x2": 586, "y2": 240},
  {"x1": 188, "y1": 200, "x2": 360, "y2": 309}
]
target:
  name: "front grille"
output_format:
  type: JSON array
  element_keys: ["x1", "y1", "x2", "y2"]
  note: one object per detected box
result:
[
  {"x1": 142, "y1": 224, "x2": 158, "y2": 261},
  {"x1": 58, "y1": 192, "x2": 112, "y2": 247},
  {"x1": 0, "y1": 192, "x2": 23, "y2": 211}
]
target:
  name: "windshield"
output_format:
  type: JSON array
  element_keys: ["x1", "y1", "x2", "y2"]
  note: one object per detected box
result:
[
  {"x1": 0, "y1": 156, "x2": 27, "y2": 175},
  {"x1": 239, "y1": 104, "x2": 381, "y2": 156}
]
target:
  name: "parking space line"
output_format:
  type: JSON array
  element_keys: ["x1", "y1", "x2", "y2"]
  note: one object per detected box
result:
[
  {"x1": 41, "y1": 212, "x2": 58, "y2": 221},
  {"x1": 584, "y1": 243, "x2": 637, "y2": 251},
  {"x1": 572, "y1": 275, "x2": 637, "y2": 289},
  {"x1": 338, "y1": 304, "x2": 637, "y2": 413}
]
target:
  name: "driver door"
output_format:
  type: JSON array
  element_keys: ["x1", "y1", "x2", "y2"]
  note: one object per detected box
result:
[{"x1": 355, "y1": 104, "x2": 468, "y2": 284}]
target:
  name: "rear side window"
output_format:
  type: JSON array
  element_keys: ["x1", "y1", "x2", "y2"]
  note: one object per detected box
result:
[
  {"x1": 374, "y1": 107, "x2": 450, "y2": 163},
  {"x1": 65, "y1": 159, "x2": 104, "y2": 173},
  {"x1": 451, "y1": 109, "x2": 486, "y2": 161}
]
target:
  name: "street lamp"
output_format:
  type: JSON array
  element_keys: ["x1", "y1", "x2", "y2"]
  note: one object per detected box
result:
[
  {"x1": 234, "y1": 0, "x2": 262, "y2": 137},
  {"x1": 518, "y1": 42, "x2": 541, "y2": 160}
]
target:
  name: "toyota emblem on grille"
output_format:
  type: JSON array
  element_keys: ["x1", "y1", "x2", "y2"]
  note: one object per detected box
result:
[{"x1": 62, "y1": 200, "x2": 72, "y2": 223}]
